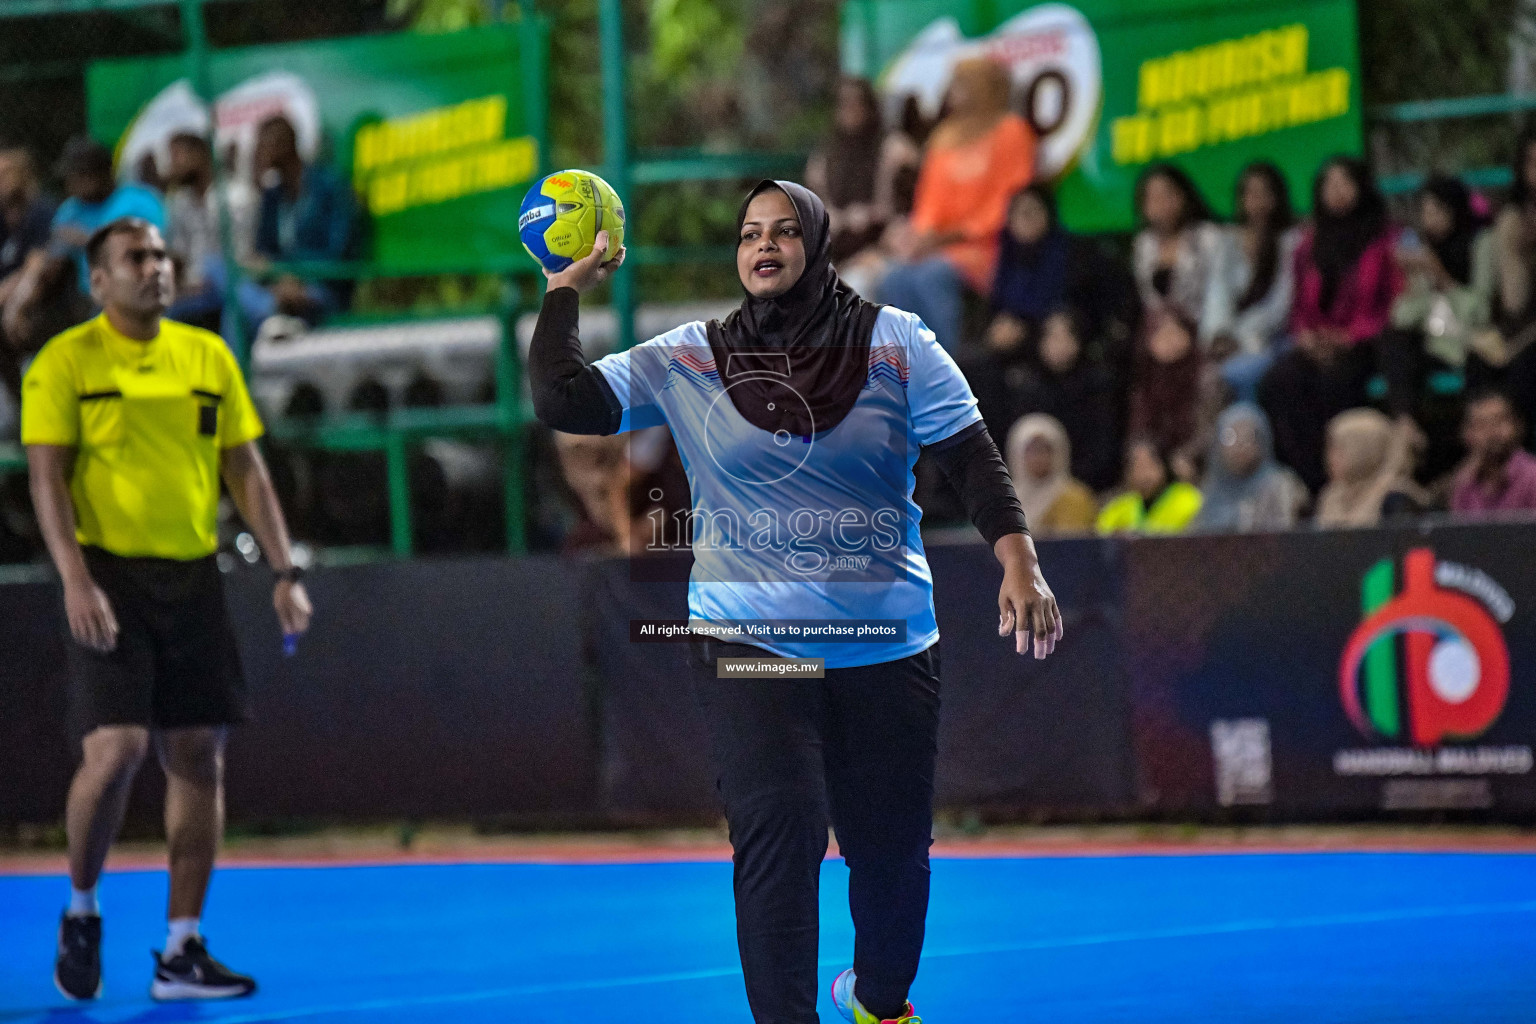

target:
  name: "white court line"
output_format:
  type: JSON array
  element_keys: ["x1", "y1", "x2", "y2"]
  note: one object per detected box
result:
[
  {"x1": 102, "y1": 898, "x2": 1536, "y2": 1024},
  {"x1": 921, "y1": 898, "x2": 1536, "y2": 961}
]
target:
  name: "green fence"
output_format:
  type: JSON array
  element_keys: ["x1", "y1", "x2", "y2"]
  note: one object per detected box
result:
[
  {"x1": 0, "y1": 0, "x2": 805, "y2": 560},
  {"x1": 3, "y1": 0, "x2": 1536, "y2": 562},
  {"x1": 1370, "y1": 93, "x2": 1536, "y2": 195}
]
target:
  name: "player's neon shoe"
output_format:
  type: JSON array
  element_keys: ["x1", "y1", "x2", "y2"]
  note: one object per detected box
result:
[{"x1": 831, "y1": 968, "x2": 922, "y2": 1023}]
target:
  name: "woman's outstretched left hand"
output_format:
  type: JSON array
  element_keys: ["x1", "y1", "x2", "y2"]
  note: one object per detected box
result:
[{"x1": 994, "y1": 534, "x2": 1063, "y2": 659}]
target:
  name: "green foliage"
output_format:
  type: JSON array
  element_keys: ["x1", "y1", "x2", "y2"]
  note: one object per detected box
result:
[
  {"x1": 353, "y1": 274, "x2": 508, "y2": 316},
  {"x1": 648, "y1": 0, "x2": 742, "y2": 82},
  {"x1": 544, "y1": 0, "x2": 604, "y2": 167},
  {"x1": 1360, "y1": 0, "x2": 1529, "y2": 187},
  {"x1": 633, "y1": 179, "x2": 747, "y2": 299},
  {"x1": 629, "y1": 0, "x2": 747, "y2": 150},
  {"x1": 634, "y1": 180, "x2": 740, "y2": 246},
  {"x1": 387, "y1": 0, "x2": 498, "y2": 34}
]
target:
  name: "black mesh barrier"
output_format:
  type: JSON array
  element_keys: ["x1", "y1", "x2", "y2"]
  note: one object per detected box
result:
[
  {"x1": 0, "y1": 578, "x2": 73, "y2": 824},
  {"x1": 219, "y1": 555, "x2": 597, "y2": 822},
  {"x1": 584, "y1": 552, "x2": 719, "y2": 823},
  {"x1": 8, "y1": 524, "x2": 1535, "y2": 829},
  {"x1": 588, "y1": 539, "x2": 1137, "y2": 822},
  {"x1": 928, "y1": 537, "x2": 1135, "y2": 813},
  {"x1": 1125, "y1": 523, "x2": 1536, "y2": 819}
]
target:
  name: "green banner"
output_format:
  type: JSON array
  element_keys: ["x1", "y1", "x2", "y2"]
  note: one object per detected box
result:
[
  {"x1": 841, "y1": 0, "x2": 1363, "y2": 232},
  {"x1": 87, "y1": 23, "x2": 549, "y2": 274}
]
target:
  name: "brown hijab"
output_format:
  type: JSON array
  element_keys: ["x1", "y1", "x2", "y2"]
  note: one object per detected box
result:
[
  {"x1": 1006, "y1": 414, "x2": 1073, "y2": 529},
  {"x1": 706, "y1": 180, "x2": 882, "y2": 437},
  {"x1": 1315, "y1": 409, "x2": 1417, "y2": 528}
]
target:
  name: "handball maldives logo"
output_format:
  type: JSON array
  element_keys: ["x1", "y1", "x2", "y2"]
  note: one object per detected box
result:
[{"x1": 1339, "y1": 548, "x2": 1512, "y2": 748}]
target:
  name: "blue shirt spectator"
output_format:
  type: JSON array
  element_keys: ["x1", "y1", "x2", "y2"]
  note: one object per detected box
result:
[
  {"x1": 255, "y1": 163, "x2": 354, "y2": 265},
  {"x1": 50, "y1": 136, "x2": 165, "y2": 294},
  {"x1": 253, "y1": 113, "x2": 353, "y2": 266}
]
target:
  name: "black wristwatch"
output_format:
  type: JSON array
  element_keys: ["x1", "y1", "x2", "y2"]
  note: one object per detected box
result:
[{"x1": 274, "y1": 565, "x2": 306, "y2": 584}]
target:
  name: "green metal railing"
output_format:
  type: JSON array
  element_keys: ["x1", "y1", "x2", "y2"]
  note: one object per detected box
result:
[
  {"x1": 0, "y1": 0, "x2": 806, "y2": 560},
  {"x1": 628, "y1": 150, "x2": 808, "y2": 187},
  {"x1": 232, "y1": 2, "x2": 796, "y2": 557},
  {"x1": 10, "y1": 0, "x2": 1530, "y2": 561},
  {"x1": 267, "y1": 387, "x2": 531, "y2": 558},
  {"x1": 0, "y1": 0, "x2": 547, "y2": 559},
  {"x1": 0, "y1": 0, "x2": 237, "y2": 15},
  {"x1": 0, "y1": 443, "x2": 26, "y2": 477},
  {"x1": 1370, "y1": 91, "x2": 1536, "y2": 195}
]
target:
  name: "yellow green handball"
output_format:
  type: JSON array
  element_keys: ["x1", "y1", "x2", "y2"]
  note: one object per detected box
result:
[{"x1": 518, "y1": 169, "x2": 626, "y2": 273}]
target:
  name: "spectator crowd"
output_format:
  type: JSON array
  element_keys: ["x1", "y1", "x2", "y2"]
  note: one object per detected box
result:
[
  {"x1": 793, "y1": 66, "x2": 1536, "y2": 542},
  {"x1": 0, "y1": 117, "x2": 355, "y2": 441},
  {"x1": 6, "y1": 61, "x2": 1536, "y2": 560}
]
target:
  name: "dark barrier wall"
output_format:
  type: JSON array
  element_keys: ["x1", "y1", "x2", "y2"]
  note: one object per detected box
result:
[
  {"x1": 1, "y1": 556, "x2": 599, "y2": 827},
  {"x1": 584, "y1": 553, "x2": 714, "y2": 822},
  {"x1": 927, "y1": 537, "x2": 1134, "y2": 811},
  {"x1": 219, "y1": 557, "x2": 597, "y2": 821},
  {"x1": 0, "y1": 579, "x2": 74, "y2": 823},
  {"x1": 0, "y1": 541, "x2": 1132, "y2": 828},
  {"x1": 1125, "y1": 523, "x2": 1536, "y2": 817},
  {"x1": 4, "y1": 522, "x2": 1534, "y2": 827}
]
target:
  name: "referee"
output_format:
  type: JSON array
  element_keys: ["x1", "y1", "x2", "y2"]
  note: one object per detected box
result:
[{"x1": 23, "y1": 217, "x2": 311, "y2": 1002}]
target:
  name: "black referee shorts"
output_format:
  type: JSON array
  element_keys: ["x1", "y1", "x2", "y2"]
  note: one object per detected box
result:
[{"x1": 67, "y1": 546, "x2": 249, "y2": 738}]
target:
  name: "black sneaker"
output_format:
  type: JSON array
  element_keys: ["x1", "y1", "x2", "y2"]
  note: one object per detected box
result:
[
  {"x1": 149, "y1": 936, "x2": 256, "y2": 1001},
  {"x1": 55, "y1": 912, "x2": 103, "y2": 1000}
]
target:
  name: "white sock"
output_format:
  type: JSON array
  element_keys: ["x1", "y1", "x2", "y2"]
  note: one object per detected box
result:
[
  {"x1": 166, "y1": 918, "x2": 200, "y2": 957},
  {"x1": 67, "y1": 886, "x2": 98, "y2": 918}
]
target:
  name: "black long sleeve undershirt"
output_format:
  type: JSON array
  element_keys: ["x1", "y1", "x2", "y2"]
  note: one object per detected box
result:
[
  {"x1": 529, "y1": 286, "x2": 623, "y2": 435},
  {"x1": 926, "y1": 420, "x2": 1030, "y2": 546}
]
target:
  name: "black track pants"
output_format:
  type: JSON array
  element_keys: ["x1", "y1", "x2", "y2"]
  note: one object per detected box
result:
[{"x1": 687, "y1": 636, "x2": 942, "y2": 1024}]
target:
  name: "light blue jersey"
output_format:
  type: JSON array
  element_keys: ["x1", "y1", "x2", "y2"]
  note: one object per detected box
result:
[{"x1": 591, "y1": 306, "x2": 982, "y2": 668}]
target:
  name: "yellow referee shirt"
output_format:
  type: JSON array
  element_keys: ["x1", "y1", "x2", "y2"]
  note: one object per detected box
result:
[{"x1": 21, "y1": 314, "x2": 264, "y2": 560}]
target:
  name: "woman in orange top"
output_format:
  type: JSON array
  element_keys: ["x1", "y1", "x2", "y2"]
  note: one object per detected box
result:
[{"x1": 878, "y1": 57, "x2": 1037, "y2": 353}]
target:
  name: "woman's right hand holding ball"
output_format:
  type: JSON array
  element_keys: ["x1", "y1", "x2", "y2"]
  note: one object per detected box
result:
[{"x1": 546, "y1": 230, "x2": 626, "y2": 294}]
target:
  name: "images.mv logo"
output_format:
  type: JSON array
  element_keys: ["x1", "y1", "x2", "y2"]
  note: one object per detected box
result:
[{"x1": 1339, "y1": 548, "x2": 1511, "y2": 748}]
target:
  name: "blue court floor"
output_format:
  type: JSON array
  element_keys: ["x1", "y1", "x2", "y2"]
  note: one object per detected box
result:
[{"x1": 2, "y1": 852, "x2": 1534, "y2": 1022}]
